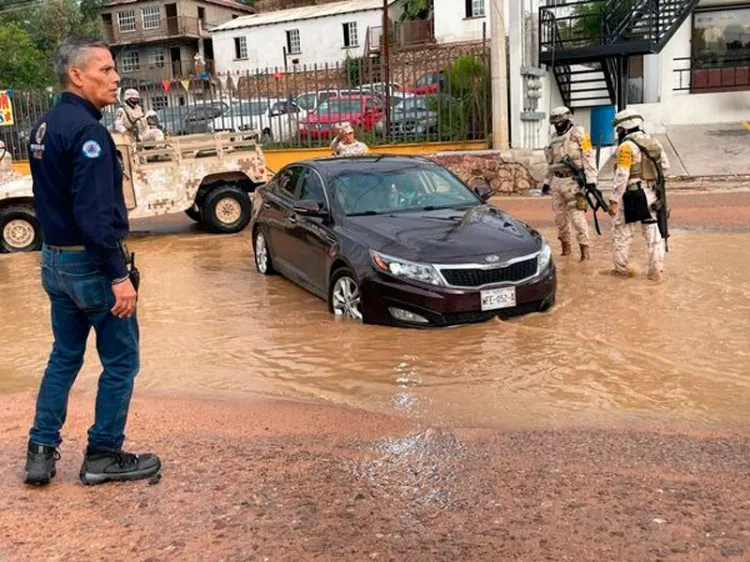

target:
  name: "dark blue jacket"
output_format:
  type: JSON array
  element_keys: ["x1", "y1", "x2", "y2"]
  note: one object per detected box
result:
[{"x1": 29, "y1": 92, "x2": 128, "y2": 281}]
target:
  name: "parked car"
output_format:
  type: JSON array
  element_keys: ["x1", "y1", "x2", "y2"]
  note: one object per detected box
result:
[
  {"x1": 294, "y1": 89, "x2": 371, "y2": 113},
  {"x1": 299, "y1": 96, "x2": 384, "y2": 139},
  {"x1": 406, "y1": 71, "x2": 447, "y2": 95},
  {"x1": 250, "y1": 156, "x2": 556, "y2": 328},
  {"x1": 210, "y1": 98, "x2": 307, "y2": 143},
  {"x1": 375, "y1": 96, "x2": 441, "y2": 138}
]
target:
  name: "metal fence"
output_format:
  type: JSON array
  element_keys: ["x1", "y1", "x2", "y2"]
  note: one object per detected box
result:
[{"x1": 1, "y1": 44, "x2": 491, "y2": 161}]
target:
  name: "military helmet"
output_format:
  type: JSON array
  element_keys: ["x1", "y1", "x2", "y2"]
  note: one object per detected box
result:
[
  {"x1": 145, "y1": 110, "x2": 157, "y2": 118},
  {"x1": 612, "y1": 108, "x2": 644, "y2": 130},
  {"x1": 549, "y1": 106, "x2": 572, "y2": 124},
  {"x1": 123, "y1": 88, "x2": 140, "y2": 100}
]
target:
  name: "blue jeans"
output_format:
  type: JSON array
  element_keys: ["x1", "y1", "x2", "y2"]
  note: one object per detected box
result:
[{"x1": 29, "y1": 244, "x2": 139, "y2": 452}]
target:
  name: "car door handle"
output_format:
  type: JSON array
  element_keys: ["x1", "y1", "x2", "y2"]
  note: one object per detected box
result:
[{"x1": 288, "y1": 215, "x2": 297, "y2": 224}]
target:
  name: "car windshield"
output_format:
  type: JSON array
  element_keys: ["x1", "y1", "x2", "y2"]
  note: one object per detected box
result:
[
  {"x1": 296, "y1": 93, "x2": 318, "y2": 111},
  {"x1": 330, "y1": 166, "x2": 480, "y2": 216},
  {"x1": 230, "y1": 101, "x2": 269, "y2": 116},
  {"x1": 397, "y1": 98, "x2": 428, "y2": 112},
  {"x1": 317, "y1": 99, "x2": 362, "y2": 114}
]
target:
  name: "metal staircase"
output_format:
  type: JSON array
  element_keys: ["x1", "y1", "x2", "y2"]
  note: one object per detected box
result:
[{"x1": 539, "y1": 0, "x2": 699, "y2": 109}]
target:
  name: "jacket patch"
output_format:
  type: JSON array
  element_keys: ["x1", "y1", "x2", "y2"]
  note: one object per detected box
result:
[{"x1": 82, "y1": 140, "x2": 102, "y2": 159}]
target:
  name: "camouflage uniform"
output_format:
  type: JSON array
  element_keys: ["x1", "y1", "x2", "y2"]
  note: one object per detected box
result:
[
  {"x1": 331, "y1": 139, "x2": 369, "y2": 156},
  {"x1": 544, "y1": 107, "x2": 598, "y2": 259},
  {"x1": 114, "y1": 89, "x2": 164, "y2": 143},
  {"x1": 610, "y1": 112, "x2": 670, "y2": 281}
]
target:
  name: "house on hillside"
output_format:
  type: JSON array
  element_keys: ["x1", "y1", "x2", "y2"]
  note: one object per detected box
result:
[
  {"x1": 432, "y1": 0, "x2": 509, "y2": 44},
  {"x1": 211, "y1": 0, "x2": 407, "y2": 73},
  {"x1": 99, "y1": 0, "x2": 253, "y2": 108}
]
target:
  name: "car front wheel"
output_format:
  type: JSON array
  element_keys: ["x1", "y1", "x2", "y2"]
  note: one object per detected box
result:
[
  {"x1": 328, "y1": 268, "x2": 364, "y2": 322},
  {"x1": 253, "y1": 228, "x2": 275, "y2": 275}
]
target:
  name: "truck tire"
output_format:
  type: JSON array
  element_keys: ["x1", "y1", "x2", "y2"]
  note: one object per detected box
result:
[
  {"x1": 201, "y1": 184, "x2": 252, "y2": 234},
  {"x1": 0, "y1": 204, "x2": 42, "y2": 253}
]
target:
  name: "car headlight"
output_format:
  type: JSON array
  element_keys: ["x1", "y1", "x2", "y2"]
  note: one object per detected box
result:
[
  {"x1": 371, "y1": 250, "x2": 444, "y2": 286},
  {"x1": 538, "y1": 240, "x2": 552, "y2": 271}
]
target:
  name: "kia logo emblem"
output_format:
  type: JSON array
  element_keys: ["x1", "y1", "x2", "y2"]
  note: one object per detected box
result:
[{"x1": 485, "y1": 255, "x2": 500, "y2": 263}]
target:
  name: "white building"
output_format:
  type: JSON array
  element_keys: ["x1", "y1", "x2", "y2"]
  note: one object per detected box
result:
[
  {"x1": 508, "y1": 0, "x2": 750, "y2": 150},
  {"x1": 211, "y1": 0, "x2": 404, "y2": 73},
  {"x1": 432, "y1": 0, "x2": 509, "y2": 44}
]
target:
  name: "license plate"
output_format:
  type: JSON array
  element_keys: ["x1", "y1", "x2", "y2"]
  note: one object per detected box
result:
[{"x1": 480, "y1": 287, "x2": 516, "y2": 311}]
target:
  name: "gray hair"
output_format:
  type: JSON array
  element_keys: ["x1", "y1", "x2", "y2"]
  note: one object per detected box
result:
[{"x1": 53, "y1": 37, "x2": 110, "y2": 86}]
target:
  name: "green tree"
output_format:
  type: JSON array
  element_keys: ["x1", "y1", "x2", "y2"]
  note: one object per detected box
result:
[
  {"x1": 31, "y1": 0, "x2": 103, "y2": 55},
  {"x1": 400, "y1": 0, "x2": 431, "y2": 21},
  {"x1": 434, "y1": 55, "x2": 490, "y2": 141},
  {"x1": 0, "y1": 22, "x2": 53, "y2": 88}
]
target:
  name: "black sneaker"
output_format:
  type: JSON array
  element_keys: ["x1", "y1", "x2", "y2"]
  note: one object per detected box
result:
[
  {"x1": 24, "y1": 441, "x2": 60, "y2": 486},
  {"x1": 79, "y1": 450, "x2": 161, "y2": 486}
]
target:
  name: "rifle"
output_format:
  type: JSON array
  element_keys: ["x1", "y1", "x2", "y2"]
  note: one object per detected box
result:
[
  {"x1": 630, "y1": 141, "x2": 670, "y2": 252},
  {"x1": 559, "y1": 155, "x2": 608, "y2": 235}
]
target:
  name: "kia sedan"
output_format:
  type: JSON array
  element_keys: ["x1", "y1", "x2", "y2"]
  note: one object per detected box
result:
[{"x1": 250, "y1": 156, "x2": 556, "y2": 328}]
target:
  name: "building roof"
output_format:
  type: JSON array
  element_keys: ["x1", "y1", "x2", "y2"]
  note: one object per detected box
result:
[
  {"x1": 212, "y1": 0, "x2": 398, "y2": 33},
  {"x1": 102, "y1": 0, "x2": 255, "y2": 12}
]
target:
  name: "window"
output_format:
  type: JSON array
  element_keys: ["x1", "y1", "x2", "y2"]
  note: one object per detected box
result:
[
  {"x1": 298, "y1": 168, "x2": 326, "y2": 205},
  {"x1": 343, "y1": 22, "x2": 358, "y2": 47},
  {"x1": 466, "y1": 0, "x2": 485, "y2": 18},
  {"x1": 691, "y1": 7, "x2": 750, "y2": 92},
  {"x1": 142, "y1": 6, "x2": 161, "y2": 30},
  {"x1": 278, "y1": 166, "x2": 303, "y2": 198},
  {"x1": 151, "y1": 96, "x2": 168, "y2": 111},
  {"x1": 117, "y1": 10, "x2": 136, "y2": 32},
  {"x1": 120, "y1": 50, "x2": 140, "y2": 73},
  {"x1": 198, "y1": 7, "x2": 206, "y2": 22},
  {"x1": 234, "y1": 37, "x2": 248, "y2": 60},
  {"x1": 286, "y1": 29, "x2": 301, "y2": 54},
  {"x1": 150, "y1": 49, "x2": 166, "y2": 67}
]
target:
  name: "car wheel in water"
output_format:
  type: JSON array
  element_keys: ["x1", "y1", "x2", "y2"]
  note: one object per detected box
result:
[
  {"x1": 328, "y1": 269, "x2": 364, "y2": 322},
  {"x1": 0, "y1": 205, "x2": 42, "y2": 253},
  {"x1": 201, "y1": 184, "x2": 252, "y2": 234},
  {"x1": 253, "y1": 228, "x2": 275, "y2": 275}
]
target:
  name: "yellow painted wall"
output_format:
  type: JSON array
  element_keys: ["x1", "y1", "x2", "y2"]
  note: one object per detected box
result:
[{"x1": 13, "y1": 140, "x2": 490, "y2": 177}]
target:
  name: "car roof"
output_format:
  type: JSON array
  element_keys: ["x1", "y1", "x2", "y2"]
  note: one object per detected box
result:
[{"x1": 291, "y1": 154, "x2": 435, "y2": 174}]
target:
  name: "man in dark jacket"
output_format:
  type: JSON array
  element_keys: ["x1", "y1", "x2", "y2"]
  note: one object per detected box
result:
[{"x1": 24, "y1": 37, "x2": 161, "y2": 486}]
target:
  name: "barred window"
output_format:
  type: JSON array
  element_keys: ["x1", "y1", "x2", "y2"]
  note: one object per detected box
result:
[
  {"x1": 150, "y1": 49, "x2": 166, "y2": 67},
  {"x1": 234, "y1": 36, "x2": 248, "y2": 60},
  {"x1": 286, "y1": 29, "x2": 301, "y2": 54},
  {"x1": 466, "y1": 0, "x2": 485, "y2": 18},
  {"x1": 343, "y1": 22, "x2": 358, "y2": 47},
  {"x1": 121, "y1": 50, "x2": 140, "y2": 73},
  {"x1": 118, "y1": 10, "x2": 136, "y2": 32},
  {"x1": 142, "y1": 6, "x2": 161, "y2": 31}
]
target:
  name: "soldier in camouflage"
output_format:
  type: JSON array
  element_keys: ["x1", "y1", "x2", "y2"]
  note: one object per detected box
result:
[
  {"x1": 542, "y1": 106, "x2": 599, "y2": 261},
  {"x1": 114, "y1": 89, "x2": 164, "y2": 143},
  {"x1": 608, "y1": 108, "x2": 670, "y2": 281},
  {"x1": 330, "y1": 123, "x2": 369, "y2": 157},
  {"x1": 0, "y1": 140, "x2": 14, "y2": 182}
]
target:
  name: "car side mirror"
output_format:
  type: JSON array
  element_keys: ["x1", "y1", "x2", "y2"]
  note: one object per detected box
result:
[
  {"x1": 473, "y1": 184, "x2": 494, "y2": 202},
  {"x1": 292, "y1": 199, "x2": 327, "y2": 217}
]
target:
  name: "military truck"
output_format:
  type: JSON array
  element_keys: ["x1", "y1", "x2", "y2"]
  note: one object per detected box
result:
[{"x1": 0, "y1": 131, "x2": 270, "y2": 253}]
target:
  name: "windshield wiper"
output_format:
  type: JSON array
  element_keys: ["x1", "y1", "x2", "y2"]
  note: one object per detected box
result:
[{"x1": 347, "y1": 210, "x2": 381, "y2": 216}]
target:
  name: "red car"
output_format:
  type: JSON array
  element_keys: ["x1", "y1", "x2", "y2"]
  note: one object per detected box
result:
[
  {"x1": 299, "y1": 96, "x2": 384, "y2": 139},
  {"x1": 406, "y1": 71, "x2": 447, "y2": 95}
]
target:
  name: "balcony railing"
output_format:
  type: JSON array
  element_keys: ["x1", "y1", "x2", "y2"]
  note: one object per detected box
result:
[
  {"x1": 673, "y1": 56, "x2": 750, "y2": 93},
  {"x1": 367, "y1": 19, "x2": 435, "y2": 53},
  {"x1": 103, "y1": 16, "x2": 202, "y2": 45},
  {"x1": 118, "y1": 59, "x2": 216, "y2": 83}
]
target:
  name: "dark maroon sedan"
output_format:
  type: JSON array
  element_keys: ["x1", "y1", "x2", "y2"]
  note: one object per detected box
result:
[{"x1": 250, "y1": 156, "x2": 556, "y2": 328}]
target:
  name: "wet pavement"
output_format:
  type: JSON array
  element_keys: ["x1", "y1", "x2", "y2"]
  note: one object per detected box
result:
[
  {"x1": 1, "y1": 189, "x2": 750, "y2": 560},
  {"x1": 1, "y1": 190, "x2": 749, "y2": 430}
]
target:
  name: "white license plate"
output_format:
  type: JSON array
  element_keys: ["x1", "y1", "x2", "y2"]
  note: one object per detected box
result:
[{"x1": 480, "y1": 287, "x2": 517, "y2": 311}]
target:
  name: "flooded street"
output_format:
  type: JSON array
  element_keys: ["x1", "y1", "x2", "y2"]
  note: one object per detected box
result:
[{"x1": 2, "y1": 191, "x2": 749, "y2": 430}]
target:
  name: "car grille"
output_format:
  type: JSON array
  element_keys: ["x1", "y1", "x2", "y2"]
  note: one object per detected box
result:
[{"x1": 440, "y1": 257, "x2": 538, "y2": 288}]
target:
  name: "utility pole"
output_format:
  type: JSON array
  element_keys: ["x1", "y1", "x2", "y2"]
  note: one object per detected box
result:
[
  {"x1": 382, "y1": 0, "x2": 391, "y2": 140},
  {"x1": 490, "y1": 0, "x2": 509, "y2": 149}
]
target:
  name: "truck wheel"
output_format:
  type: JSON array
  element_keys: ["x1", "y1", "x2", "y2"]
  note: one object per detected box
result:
[
  {"x1": 0, "y1": 205, "x2": 42, "y2": 253},
  {"x1": 201, "y1": 184, "x2": 252, "y2": 234}
]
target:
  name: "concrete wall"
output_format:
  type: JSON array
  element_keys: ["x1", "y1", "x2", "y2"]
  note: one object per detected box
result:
[
  {"x1": 212, "y1": 10, "x2": 384, "y2": 73},
  {"x1": 433, "y1": 0, "x2": 509, "y2": 44}
]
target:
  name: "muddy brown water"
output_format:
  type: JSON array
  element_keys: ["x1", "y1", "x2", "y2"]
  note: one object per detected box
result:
[{"x1": 1, "y1": 221, "x2": 749, "y2": 430}]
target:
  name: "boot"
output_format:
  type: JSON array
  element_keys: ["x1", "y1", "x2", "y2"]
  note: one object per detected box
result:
[
  {"x1": 80, "y1": 449, "x2": 161, "y2": 486},
  {"x1": 25, "y1": 441, "x2": 60, "y2": 486},
  {"x1": 579, "y1": 244, "x2": 590, "y2": 262},
  {"x1": 648, "y1": 270, "x2": 663, "y2": 282},
  {"x1": 560, "y1": 240, "x2": 571, "y2": 256}
]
